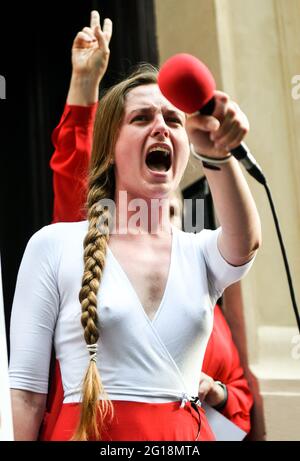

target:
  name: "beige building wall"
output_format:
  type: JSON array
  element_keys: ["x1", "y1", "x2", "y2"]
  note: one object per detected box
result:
[{"x1": 155, "y1": 0, "x2": 300, "y2": 441}]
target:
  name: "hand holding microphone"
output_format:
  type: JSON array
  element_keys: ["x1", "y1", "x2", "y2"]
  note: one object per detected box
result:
[
  {"x1": 185, "y1": 90, "x2": 249, "y2": 158},
  {"x1": 158, "y1": 53, "x2": 266, "y2": 185}
]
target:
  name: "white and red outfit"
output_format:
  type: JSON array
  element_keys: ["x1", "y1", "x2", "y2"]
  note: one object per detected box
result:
[
  {"x1": 9, "y1": 103, "x2": 254, "y2": 441},
  {"x1": 9, "y1": 216, "x2": 254, "y2": 440}
]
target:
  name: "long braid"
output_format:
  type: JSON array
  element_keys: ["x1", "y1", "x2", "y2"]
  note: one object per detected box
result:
[
  {"x1": 72, "y1": 186, "x2": 114, "y2": 441},
  {"x1": 72, "y1": 65, "x2": 158, "y2": 441}
]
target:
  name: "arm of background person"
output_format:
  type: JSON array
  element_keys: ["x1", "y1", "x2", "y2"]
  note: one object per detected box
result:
[
  {"x1": 50, "y1": 11, "x2": 112, "y2": 223},
  {"x1": 50, "y1": 103, "x2": 97, "y2": 222},
  {"x1": 222, "y1": 282, "x2": 267, "y2": 440},
  {"x1": 202, "y1": 305, "x2": 254, "y2": 434}
]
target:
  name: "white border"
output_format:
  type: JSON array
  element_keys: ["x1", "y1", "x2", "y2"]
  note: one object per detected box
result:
[{"x1": 0, "y1": 255, "x2": 14, "y2": 440}]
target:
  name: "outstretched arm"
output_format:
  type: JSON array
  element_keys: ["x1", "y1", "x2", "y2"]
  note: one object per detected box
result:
[
  {"x1": 50, "y1": 11, "x2": 112, "y2": 222},
  {"x1": 186, "y1": 92, "x2": 261, "y2": 266}
]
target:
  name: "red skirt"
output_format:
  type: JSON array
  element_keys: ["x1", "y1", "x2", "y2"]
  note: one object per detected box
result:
[{"x1": 48, "y1": 400, "x2": 215, "y2": 441}]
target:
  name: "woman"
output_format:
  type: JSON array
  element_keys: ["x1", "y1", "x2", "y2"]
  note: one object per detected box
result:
[{"x1": 9, "y1": 11, "x2": 261, "y2": 441}]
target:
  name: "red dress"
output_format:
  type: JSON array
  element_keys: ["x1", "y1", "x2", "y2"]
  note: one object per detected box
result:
[
  {"x1": 39, "y1": 103, "x2": 253, "y2": 441},
  {"x1": 202, "y1": 305, "x2": 253, "y2": 432}
]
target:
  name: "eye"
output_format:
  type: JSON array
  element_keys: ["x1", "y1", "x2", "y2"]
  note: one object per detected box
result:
[
  {"x1": 165, "y1": 117, "x2": 183, "y2": 125},
  {"x1": 131, "y1": 115, "x2": 149, "y2": 122}
]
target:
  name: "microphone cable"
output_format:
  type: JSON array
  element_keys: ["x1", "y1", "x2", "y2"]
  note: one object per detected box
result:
[
  {"x1": 262, "y1": 179, "x2": 300, "y2": 334},
  {"x1": 230, "y1": 144, "x2": 300, "y2": 333},
  {"x1": 230, "y1": 141, "x2": 300, "y2": 332}
]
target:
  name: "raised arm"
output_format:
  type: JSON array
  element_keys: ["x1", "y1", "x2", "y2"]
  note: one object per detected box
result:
[
  {"x1": 67, "y1": 10, "x2": 112, "y2": 106},
  {"x1": 50, "y1": 11, "x2": 112, "y2": 222},
  {"x1": 186, "y1": 91, "x2": 261, "y2": 266}
]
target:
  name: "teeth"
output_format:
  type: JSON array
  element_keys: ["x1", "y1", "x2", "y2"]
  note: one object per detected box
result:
[{"x1": 148, "y1": 147, "x2": 170, "y2": 155}]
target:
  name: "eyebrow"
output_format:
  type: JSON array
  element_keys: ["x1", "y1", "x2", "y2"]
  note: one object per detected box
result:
[{"x1": 128, "y1": 106, "x2": 185, "y2": 121}]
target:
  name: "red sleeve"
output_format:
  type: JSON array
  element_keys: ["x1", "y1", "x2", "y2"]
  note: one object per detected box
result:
[
  {"x1": 50, "y1": 103, "x2": 98, "y2": 223},
  {"x1": 202, "y1": 305, "x2": 253, "y2": 433}
]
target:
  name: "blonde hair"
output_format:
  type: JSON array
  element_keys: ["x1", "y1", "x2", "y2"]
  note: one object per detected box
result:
[{"x1": 73, "y1": 64, "x2": 158, "y2": 440}]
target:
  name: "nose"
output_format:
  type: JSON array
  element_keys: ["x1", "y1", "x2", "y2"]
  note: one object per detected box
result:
[{"x1": 151, "y1": 114, "x2": 170, "y2": 139}]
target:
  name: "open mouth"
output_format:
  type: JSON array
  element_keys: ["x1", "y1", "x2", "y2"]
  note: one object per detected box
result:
[{"x1": 145, "y1": 147, "x2": 172, "y2": 172}]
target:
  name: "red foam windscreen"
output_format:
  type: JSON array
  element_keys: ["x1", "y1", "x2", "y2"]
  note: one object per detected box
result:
[{"x1": 158, "y1": 53, "x2": 216, "y2": 114}]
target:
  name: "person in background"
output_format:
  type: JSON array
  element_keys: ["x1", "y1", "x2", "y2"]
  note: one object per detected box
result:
[
  {"x1": 222, "y1": 282, "x2": 266, "y2": 440},
  {"x1": 9, "y1": 11, "x2": 261, "y2": 441}
]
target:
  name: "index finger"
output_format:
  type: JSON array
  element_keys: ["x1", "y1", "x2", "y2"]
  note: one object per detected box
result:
[
  {"x1": 187, "y1": 112, "x2": 220, "y2": 132},
  {"x1": 103, "y1": 18, "x2": 113, "y2": 44},
  {"x1": 90, "y1": 10, "x2": 100, "y2": 30},
  {"x1": 212, "y1": 90, "x2": 229, "y2": 121}
]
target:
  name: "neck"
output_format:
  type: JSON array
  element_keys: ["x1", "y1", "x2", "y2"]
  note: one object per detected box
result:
[{"x1": 112, "y1": 190, "x2": 172, "y2": 235}]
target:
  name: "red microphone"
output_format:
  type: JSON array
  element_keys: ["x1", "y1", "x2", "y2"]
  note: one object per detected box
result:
[
  {"x1": 158, "y1": 53, "x2": 266, "y2": 185},
  {"x1": 157, "y1": 53, "x2": 216, "y2": 115}
]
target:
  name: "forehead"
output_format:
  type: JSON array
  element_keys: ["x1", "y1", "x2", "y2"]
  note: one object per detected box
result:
[{"x1": 125, "y1": 84, "x2": 184, "y2": 115}]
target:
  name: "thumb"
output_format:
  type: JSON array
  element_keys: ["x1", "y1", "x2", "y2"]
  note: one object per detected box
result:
[{"x1": 198, "y1": 380, "x2": 210, "y2": 402}]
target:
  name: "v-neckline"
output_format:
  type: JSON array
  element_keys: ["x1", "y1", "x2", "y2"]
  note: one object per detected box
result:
[{"x1": 107, "y1": 226, "x2": 176, "y2": 324}]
